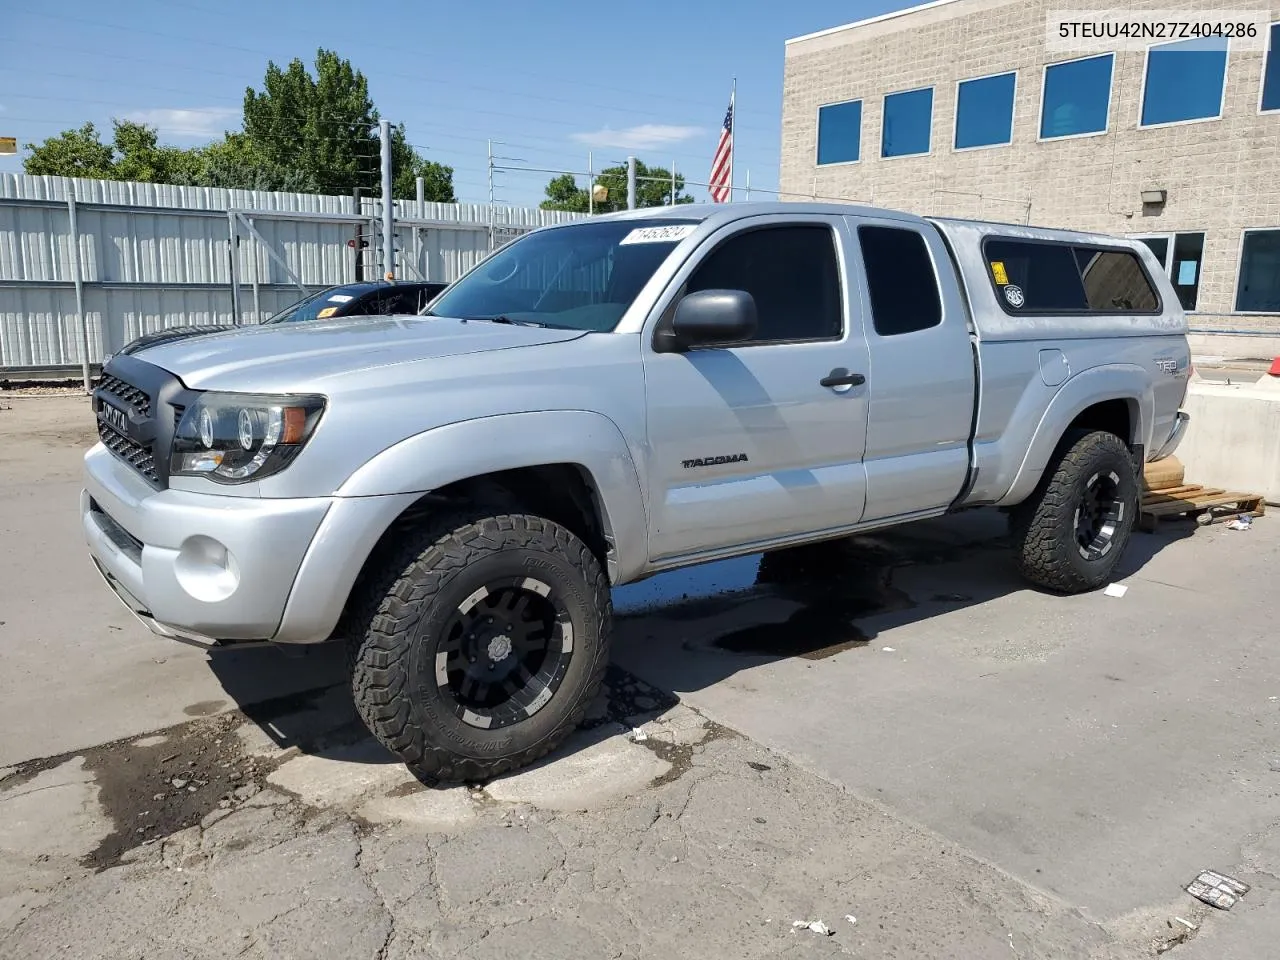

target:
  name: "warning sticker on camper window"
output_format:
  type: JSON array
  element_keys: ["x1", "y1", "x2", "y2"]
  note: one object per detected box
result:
[
  {"x1": 990, "y1": 261, "x2": 1009, "y2": 285},
  {"x1": 327, "y1": 294, "x2": 354, "y2": 303},
  {"x1": 317, "y1": 307, "x2": 338, "y2": 319},
  {"x1": 618, "y1": 224, "x2": 697, "y2": 245}
]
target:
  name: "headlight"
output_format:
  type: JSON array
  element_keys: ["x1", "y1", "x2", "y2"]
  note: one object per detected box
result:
[{"x1": 170, "y1": 392, "x2": 325, "y2": 483}]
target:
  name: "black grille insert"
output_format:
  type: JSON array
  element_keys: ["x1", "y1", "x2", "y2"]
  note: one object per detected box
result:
[
  {"x1": 98, "y1": 420, "x2": 158, "y2": 483},
  {"x1": 98, "y1": 373, "x2": 151, "y2": 417}
]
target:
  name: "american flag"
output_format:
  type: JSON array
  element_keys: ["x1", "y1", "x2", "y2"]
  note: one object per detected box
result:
[{"x1": 708, "y1": 95, "x2": 734, "y2": 203}]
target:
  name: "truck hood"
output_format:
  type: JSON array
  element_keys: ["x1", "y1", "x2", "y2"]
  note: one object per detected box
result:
[{"x1": 134, "y1": 315, "x2": 588, "y2": 391}]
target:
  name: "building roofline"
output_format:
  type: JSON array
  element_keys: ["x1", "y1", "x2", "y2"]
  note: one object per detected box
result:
[{"x1": 785, "y1": 0, "x2": 972, "y2": 45}]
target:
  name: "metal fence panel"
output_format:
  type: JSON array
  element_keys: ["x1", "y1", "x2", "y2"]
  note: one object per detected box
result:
[{"x1": 0, "y1": 173, "x2": 586, "y2": 368}]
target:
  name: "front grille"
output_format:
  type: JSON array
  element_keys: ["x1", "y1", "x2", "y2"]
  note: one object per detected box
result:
[
  {"x1": 98, "y1": 420, "x2": 159, "y2": 483},
  {"x1": 98, "y1": 374, "x2": 152, "y2": 417}
]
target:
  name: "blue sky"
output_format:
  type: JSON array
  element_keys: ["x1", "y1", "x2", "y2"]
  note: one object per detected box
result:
[{"x1": 0, "y1": 0, "x2": 913, "y2": 207}]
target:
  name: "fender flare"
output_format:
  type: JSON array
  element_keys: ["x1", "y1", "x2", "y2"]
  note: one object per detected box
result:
[
  {"x1": 997, "y1": 364, "x2": 1153, "y2": 507},
  {"x1": 336, "y1": 409, "x2": 650, "y2": 583}
]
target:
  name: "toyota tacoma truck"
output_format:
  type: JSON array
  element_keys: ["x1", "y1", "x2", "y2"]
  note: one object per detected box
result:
[{"x1": 81, "y1": 202, "x2": 1191, "y2": 782}]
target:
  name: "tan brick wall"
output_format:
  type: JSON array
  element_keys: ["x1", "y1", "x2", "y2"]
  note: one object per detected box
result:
[{"x1": 781, "y1": 0, "x2": 1280, "y2": 325}]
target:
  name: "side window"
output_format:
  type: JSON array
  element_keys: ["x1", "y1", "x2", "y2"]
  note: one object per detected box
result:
[
  {"x1": 856, "y1": 226, "x2": 942, "y2": 336},
  {"x1": 1074, "y1": 248, "x2": 1159, "y2": 311},
  {"x1": 384, "y1": 289, "x2": 422, "y2": 314},
  {"x1": 983, "y1": 239, "x2": 1088, "y2": 312},
  {"x1": 684, "y1": 225, "x2": 842, "y2": 342}
]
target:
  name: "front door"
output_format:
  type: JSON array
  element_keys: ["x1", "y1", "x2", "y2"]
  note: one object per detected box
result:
[{"x1": 641, "y1": 217, "x2": 871, "y2": 562}]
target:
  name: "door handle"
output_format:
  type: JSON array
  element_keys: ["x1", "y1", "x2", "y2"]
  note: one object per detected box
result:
[{"x1": 820, "y1": 369, "x2": 866, "y2": 388}]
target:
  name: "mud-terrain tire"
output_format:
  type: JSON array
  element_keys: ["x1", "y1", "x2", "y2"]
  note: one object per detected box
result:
[
  {"x1": 1009, "y1": 429, "x2": 1138, "y2": 594},
  {"x1": 347, "y1": 509, "x2": 611, "y2": 784}
]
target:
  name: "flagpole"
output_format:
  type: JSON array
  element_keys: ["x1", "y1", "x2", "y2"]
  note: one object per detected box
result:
[{"x1": 728, "y1": 77, "x2": 736, "y2": 203}]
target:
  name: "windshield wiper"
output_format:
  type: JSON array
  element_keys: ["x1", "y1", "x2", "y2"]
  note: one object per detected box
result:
[{"x1": 464, "y1": 315, "x2": 553, "y2": 328}]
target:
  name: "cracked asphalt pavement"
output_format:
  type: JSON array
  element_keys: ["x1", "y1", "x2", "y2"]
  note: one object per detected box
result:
[{"x1": 4, "y1": 395, "x2": 1280, "y2": 959}]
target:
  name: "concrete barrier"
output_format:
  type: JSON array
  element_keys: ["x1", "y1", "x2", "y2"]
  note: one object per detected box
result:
[{"x1": 1175, "y1": 376, "x2": 1280, "y2": 505}]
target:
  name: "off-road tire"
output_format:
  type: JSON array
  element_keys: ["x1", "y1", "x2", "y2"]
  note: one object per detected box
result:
[
  {"x1": 347, "y1": 509, "x2": 611, "y2": 784},
  {"x1": 1009, "y1": 429, "x2": 1138, "y2": 594}
]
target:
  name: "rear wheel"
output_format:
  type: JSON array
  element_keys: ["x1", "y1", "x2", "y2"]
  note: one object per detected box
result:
[
  {"x1": 348, "y1": 509, "x2": 610, "y2": 784},
  {"x1": 1010, "y1": 429, "x2": 1138, "y2": 593}
]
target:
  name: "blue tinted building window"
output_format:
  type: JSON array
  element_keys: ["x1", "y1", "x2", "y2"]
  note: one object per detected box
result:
[
  {"x1": 817, "y1": 99, "x2": 862, "y2": 165},
  {"x1": 1263, "y1": 23, "x2": 1280, "y2": 112},
  {"x1": 955, "y1": 72, "x2": 1016, "y2": 149},
  {"x1": 1040, "y1": 54, "x2": 1113, "y2": 138},
  {"x1": 1141, "y1": 38, "x2": 1228, "y2": 126},
  {"x1": 881, "y1": 87, "x2": 933, "y2": 157}
]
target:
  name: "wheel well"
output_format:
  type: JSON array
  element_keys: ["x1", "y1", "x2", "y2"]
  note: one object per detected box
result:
[
  {"x1": 331, "y1": 464, "x2": 612, "y2": 642},
  {"x1": 1067, "y1": 399, "x2": 1134, "y2": 446}
]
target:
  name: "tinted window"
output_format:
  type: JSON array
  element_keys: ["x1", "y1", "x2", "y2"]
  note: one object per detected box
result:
[
  {"x1": 1141, "y1": 38, "x2": 1227, "y2": 126},
  {"x1": 428, "y1": 219, "x2": 693, "y2": 332},
  {"x1": 381, "y1": 288, "x2": 425, "y2": 314},
  {"x1": 817, "y1": 99, "x2": 862, "y2": 165},
  {"x1": 1264, "y1": 24, "x2": 1280, "y2": 111},
  {"x1": 984, "y1": 240, "x2": 1088, "y2": 311},
  {"x1": 1041, "y1": 55, "x2": 1113, "y2": 138},
  {"x1": 955, "y1": 73, "x2": 1016, "y2": 149},
  {"x1": 685, "y1": 226, "x2": 842, "y2": 342},
  {"x1": 1074, "y1": 249, "x2": 1159, "y2": 311},
  {"x1": 1236, "y1": 230, "x2": 1280, "y2": 312},
  {"x1": 881, "y1": 88, "x2": 933, "y2": 157},
  {"x1": 858, "y1": 226, "x2": 942, "y2": 336}
]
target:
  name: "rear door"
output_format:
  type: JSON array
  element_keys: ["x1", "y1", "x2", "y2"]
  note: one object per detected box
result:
[
  {"x1": 843, "y1": 216, "x2": 976, "y2": 522},
  {"x1": 641, "y1": 215, "x2": 872, "y2": 561}
]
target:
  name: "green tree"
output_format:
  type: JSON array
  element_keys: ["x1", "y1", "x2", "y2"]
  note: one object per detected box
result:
[
  {"x1": 540, "y1": 160, "x2": 693, "y2": 213},
  {"x1": 24, "y1": 122, "x2": 124, "y2": 180},
  {"x1": 242, "y1": 48, "x2": 453, "y2": 201}
]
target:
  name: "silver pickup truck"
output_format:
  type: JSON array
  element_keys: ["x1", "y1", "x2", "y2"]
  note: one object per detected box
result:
[{"x1": 81, "y1": 202, "x2": 1191, "y2": 782}]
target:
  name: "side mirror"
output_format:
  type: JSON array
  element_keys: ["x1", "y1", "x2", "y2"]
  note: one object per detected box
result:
[{"x1": 655, "y1": 289, "x2": 757, "y2": 353}]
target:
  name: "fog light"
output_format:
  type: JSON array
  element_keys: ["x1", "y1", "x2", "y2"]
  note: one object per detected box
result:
[{"x1": 174, "y1": 535, "x2": 240, "y2": 602}]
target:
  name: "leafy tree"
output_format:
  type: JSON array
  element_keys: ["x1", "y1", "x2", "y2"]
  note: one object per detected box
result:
[
  {"x1": 23, "y1": 48, "x2": 453, "y2": 202},
  {"x1": 540, "y1": 160, "x2": 693, "y2": 213},
  {"x1": 24, "y1": 122, "x2": 125, "y2": 180},
  {"x1": 242, "y1": 48, "x2": 453, "y2": 201}
]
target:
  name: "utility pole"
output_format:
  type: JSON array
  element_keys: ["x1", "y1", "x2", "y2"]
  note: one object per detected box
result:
[
  {"x1": 415, "y1": 175, "x2": 424, "y2": 210},
  {"x1": 587, "y1": 151, "x2": 594, "y2": 215},
  {"x1": 379, "y1": 119, "x2": 394, "y2": 281},
  {"x1": 670, "y1": 160, "x2": 676, "y2": 206},
  {"x1": 352, "y1": 186, "x2": 364, "y2": 283},
  {"x1": 626, "y1": 156, "x2": 637, "y2": 210}
]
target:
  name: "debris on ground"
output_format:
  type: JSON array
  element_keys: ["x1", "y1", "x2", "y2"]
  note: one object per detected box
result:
[
  {"x1": 1186, "y1": 869, "x2": 1250, "y2": 909},
  {"x1": 1226, "y1": 515, "x2": 1253, "y2": 531},
  {"x1": 1154, "y1": 916, "x2": 1200, "y2": 954},
  {"x1": 630, "y1": 727, "x2": 649, "y2": 743},
  {"x1": 1103, "y1": 583, "x2": 1128, "y2": 598},
  {"x1": 881, "y1": 647, "x2": 896, "y2": 653},
  {"x1": 845, "y1": 914, "x2": 857, "y2": 925},
  {"x1": 792, "y1": 920, "x2": 834, "y2": 936}
]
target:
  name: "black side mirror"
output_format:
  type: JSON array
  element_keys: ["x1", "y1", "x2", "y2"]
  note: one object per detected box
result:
[{"x1": 655, "y1": 288, "x2": 757, "y2": 353}]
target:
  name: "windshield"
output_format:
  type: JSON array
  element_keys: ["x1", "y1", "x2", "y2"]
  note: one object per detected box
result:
[
  {"x1": 425, "y1": 219, "x2": 698, "y2": 331},
  {"x1": 263, "y1": 286, "x2": 365, "y2": 324}
]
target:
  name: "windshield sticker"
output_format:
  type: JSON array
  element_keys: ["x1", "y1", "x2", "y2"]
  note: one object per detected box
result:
[
  {"x1": 317, "y1": 306, "x2": 338, "y2": 319},
  {"x1": 990, "y1": 261, "x2": 1009, "y2": 285},
  {"x1": 1003, "y1": 284, "x2": 1025, "y2": 308},
  {"x1": 618, "y1": 224, "x2": 697, "y2": 246},
  {"x1": 327, "y1": 294, "x2": 354, "y2": 303}
]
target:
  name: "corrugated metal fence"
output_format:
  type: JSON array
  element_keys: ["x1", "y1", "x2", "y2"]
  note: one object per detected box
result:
[{"x1": 0, "y1": 173, "x2": 585, "y2": 370}]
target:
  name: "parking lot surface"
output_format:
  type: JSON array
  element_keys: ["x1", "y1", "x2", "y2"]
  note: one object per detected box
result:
[{"x1": 2, "y1": 393, "x2": 1278, "y2": 958}]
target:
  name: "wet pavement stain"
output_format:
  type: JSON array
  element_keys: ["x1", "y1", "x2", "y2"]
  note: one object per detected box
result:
[{"x1": 183, "y1": 699, "x2": 228, "y2": 717}]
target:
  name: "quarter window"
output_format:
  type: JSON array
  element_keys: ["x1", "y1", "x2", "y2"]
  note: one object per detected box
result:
[
  {"x1": 1141, "y1": 38, "x2": 1228, "y2": 127},
  {"x1": 1040, "y1": 54, "x2": 1113, "y2": 138},
  {"x1": 817, "y1": 99, "x2": 862, "y2": 165},
  {"x1": 955, "y1": 72, "x2": 1016, "y2": 149},
  {"x1": 684, "y1": 226, "x2": 842, "y2": 342},
  {"x1": 1236, "y1": 230, "x2": 1280, "y2": 312},
  {"x1": 1263, "y1": 23, "x2": 1280, "y2": 112},
  {"x1": 984, "y1": 239, "x2": 1160, "y2": 314},
  {"x1": 881, "y1": 87, "x2": 933, "y2": 157},
  {"x1": 857, "y1": 226, "x2": 942, "y2": 336}
]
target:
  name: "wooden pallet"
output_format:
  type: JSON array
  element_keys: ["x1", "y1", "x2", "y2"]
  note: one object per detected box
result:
[{"x1": 1138, "y1": 457, "x2": 1265, "y2": 531}]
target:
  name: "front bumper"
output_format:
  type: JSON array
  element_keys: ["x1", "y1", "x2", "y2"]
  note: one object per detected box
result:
[
  {"x1": 83, "y1": 444, "x2": 422, "y2": 648},
  {"x1": 83, "y1": 444, "x2": 333, "y2": 645},
  {"x1": 1152, "y1": 410, "x2": 1191, "y2": 461}
]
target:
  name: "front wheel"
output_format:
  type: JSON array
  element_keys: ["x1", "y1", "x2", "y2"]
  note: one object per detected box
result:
[
  {"x1": 1009, "y1": 429, "x2": 1139, "y2": 594},
  {"x1": 348, "y1": 510, "x2": 611, "y2": 784}
]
